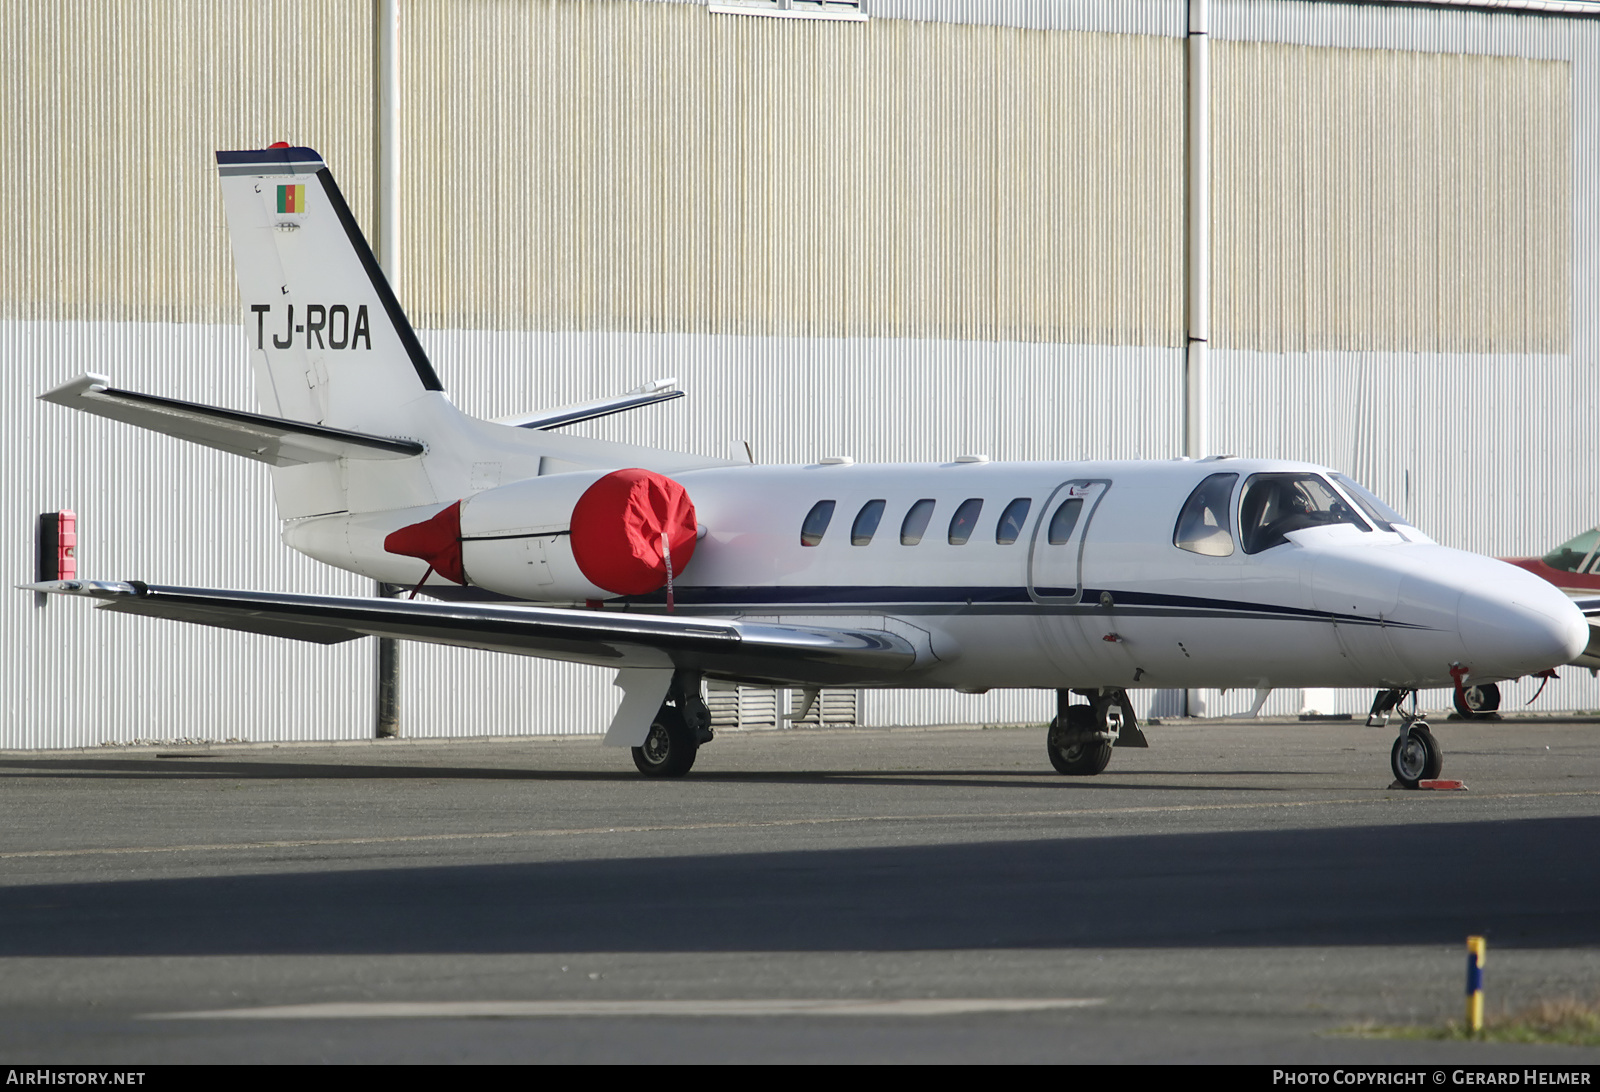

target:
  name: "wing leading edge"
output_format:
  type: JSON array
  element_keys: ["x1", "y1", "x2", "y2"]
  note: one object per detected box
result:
[{"x1": 25, "y1": 581, "x2": 917, "y2": 687}]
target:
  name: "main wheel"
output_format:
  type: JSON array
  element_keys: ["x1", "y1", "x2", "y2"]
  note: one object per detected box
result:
[
  {"x1": 1453, "y1": 683, "x2": 1501, "y2": 719},
  {"x1": 632, "y1": 706, "x2": 699, "y2": 778},
  {"x1": 1390, "y1": 724, "x2": 1443, "y2": 787},
  {"x1": 1047, "y1": 705, "x2": 1113, "y2": 776}
]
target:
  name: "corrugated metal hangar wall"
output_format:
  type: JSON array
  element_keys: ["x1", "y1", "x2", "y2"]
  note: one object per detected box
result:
[{"x1": 3, "y1": 0, "x2": 1596, "y2": 747}]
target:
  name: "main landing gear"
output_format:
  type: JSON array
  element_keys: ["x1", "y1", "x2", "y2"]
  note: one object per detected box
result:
[
  {"x1": 633, "y1": 672, "x2": 714, "y2": 779},
  {"x1": 1369, "y1": 688, "x2": 1443, "y2": 788},
  {"x1": 1453, "y1": 683, "x2": 1502, "y2": 720},
  {"x1": 1046, "y1": 688, "x2": 1148, "y2": 776}
]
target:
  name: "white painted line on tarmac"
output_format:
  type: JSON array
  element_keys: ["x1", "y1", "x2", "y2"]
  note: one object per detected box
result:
[
  {"x1": 7, "y1": 789, "x2": 1597, "y2": 861},
  {"x1": 148, "y1": 998, "x2": 1105, "y2": 1020}
]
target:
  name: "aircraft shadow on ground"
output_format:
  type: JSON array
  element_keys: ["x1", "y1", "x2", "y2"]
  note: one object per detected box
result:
[
  {"x1": 1, "y1": 816, "x2": 1595, "y2": 957},
  {"x1": 0, "y1": 757, "x2": 1314, "y2": 792}
]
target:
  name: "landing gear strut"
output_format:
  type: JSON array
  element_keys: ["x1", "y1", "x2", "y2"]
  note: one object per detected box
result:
[
  {"x1": 1046, "y1": 688, "x2": 1147, "y2": 776},
  {"x1": 632, "y1": 672, "x2": 714, "y2": 778},
  {"x1": 1369, "y1": 688, "x2": 1443, "y2": 788}
]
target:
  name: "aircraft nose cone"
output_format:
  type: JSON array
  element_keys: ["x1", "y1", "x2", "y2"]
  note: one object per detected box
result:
[{"x1": 1455, "y1": 569, "x2": 1587, "y2": 679}]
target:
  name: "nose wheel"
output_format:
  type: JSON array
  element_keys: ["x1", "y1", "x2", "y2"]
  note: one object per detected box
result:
[
  {"x1": 1390, "y1": 723, "x2": 1443, "y2": 786},
  {"x1": 1372, "y1": 689, "x2": 1445, "y2": 788}
]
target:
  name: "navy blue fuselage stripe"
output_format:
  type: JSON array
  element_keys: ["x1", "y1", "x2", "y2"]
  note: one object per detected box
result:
[
  {"x1": 418, "y1": 584, "x2": 1429, "y2": 630},
  {"x1": 585, "y1": 584, "x2": 1428, "y2": 628}
]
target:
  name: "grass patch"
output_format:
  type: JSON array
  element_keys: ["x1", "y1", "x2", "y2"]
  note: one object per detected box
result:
[{"x1": 1343, "y1": 998, "x2": 1600, "y2": 1047}]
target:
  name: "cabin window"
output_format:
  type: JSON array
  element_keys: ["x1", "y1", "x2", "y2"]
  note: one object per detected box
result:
[
  {"x1": 1047, "y1": 498, "x2": 1083, "y2": 544},
  {"x1": 995, "y1": 498, "x2": 1031, "y2": 545},
  {"x1": 800, "y1": 500, "x2": 836, "y2": 546},
  {"x1": 851, "y1": 499, "x2": 886, "y2": 545},
  {"x1": 1173, "y1": 473, "x2": 1239, "y2": 557},
  {"x1": 1238, "y1": 474, "x2": 1370, "y2": 554},
  {"x1": 900, "y1": 499, "x2": 935, "y2": 545},
  {"x1": 948, "y1": 498, "x2": 983, "y2": 545}
]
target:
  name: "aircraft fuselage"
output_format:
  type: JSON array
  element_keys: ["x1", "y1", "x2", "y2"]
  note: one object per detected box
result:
[{"x1": 287, "y1": 456, "x2": 1586, "y2": 695}]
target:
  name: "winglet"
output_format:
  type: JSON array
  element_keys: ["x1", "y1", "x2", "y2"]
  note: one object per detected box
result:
[{"x1": 38, "y1": 373, "x2": 111, "y2": 405}]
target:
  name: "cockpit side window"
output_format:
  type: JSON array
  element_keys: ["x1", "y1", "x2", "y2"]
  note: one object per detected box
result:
[
  {"x1": 1173, "y1": 473, "x2": 1239, "y2": 556},
  {"x1": 1239, "y1": 473, "x2": 1370, "y2": 554},
  {"x1": 800, "y1": 500, "x2": 836, "y2": 547}
]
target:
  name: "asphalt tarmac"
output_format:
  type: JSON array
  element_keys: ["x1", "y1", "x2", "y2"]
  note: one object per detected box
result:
[{"x1": 2, "y1": 715, "x2": 1599, "y2": 1064}]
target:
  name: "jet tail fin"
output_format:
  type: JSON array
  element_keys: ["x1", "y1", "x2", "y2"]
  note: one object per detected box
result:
[{"x1": 216, "y1": 145, "x2": 444, "y2": 436}]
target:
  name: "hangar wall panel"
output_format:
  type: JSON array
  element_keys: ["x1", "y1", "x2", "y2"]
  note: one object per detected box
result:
[
  {"x1": 1212, "y1": 41, "x2": 1571, "y2": 354},
  {"x1": 869, "y1": 0, "x2": 1182, "y2": 36},
  {"x1": 0, "y1": 0, "x2": 375, "y2": 325},
  {"x1": 5, "y1": 321, "x2": 365, "y2": 747},
  {"x1": 399, "y1": 0, "x2": 1182, "y2": 346}
]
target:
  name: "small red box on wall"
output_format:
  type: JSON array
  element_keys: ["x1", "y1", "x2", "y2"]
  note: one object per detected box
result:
[{"x1": 37, "y1": 510, "x2": 76, "y2": 581}]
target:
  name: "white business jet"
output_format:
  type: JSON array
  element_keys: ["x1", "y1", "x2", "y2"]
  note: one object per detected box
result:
[{"x1": 28, "y1": 146, "x2": 1588, "y2": 786}]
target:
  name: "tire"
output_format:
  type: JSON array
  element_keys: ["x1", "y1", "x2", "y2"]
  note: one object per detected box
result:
[
  {"x1": 1390, "y1": 724, "x2": 1443, "y2": 787},
  {"x1": 632, "y1": 707, "x2": 699, "y2": 778},
  {"x1": 1048, "y1": 705, "x2": 1113, "y2": 776},
  {"x1": 1453, "y1": 684, "x2": 1501, "y2": 719}
]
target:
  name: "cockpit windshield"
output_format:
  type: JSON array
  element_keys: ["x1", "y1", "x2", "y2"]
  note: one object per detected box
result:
[
  {"x1": 1327, "y1": 473, "x2": 1410, "y2": 531},
  {"x1": 1542, "y1": 528, "x2": 1600, "y2": 575},
  {"x1": 1239, "y1": 473, "x2": 1370, "y2": 554}
]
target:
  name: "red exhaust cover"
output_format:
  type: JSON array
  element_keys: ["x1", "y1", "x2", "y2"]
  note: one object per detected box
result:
[
  {"x1": 384, "y1": 501, "x2": 466, "y2": 585},
  {"x1": 570, "y1": 469, "x2": 697, "y2": 596}
]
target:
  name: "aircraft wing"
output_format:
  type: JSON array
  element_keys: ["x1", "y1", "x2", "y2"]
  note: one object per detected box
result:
[
  {"x1": 24, "y1": 581, "x2": 917, "y2": 686},
  {"x1": 39, "y1": 374, "x2": 423, "y2": 466}
]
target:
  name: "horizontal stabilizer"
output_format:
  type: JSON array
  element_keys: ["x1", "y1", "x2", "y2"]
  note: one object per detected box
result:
[
  {"x1": 24, "y1": 581, "x2": 917, "y2": 686},
  {"x1": 38, "y1": 375, "x2": 423, "y2": 466},
  {"x1": 496, "y1": 381, "x2": 685, "y2": 431}
]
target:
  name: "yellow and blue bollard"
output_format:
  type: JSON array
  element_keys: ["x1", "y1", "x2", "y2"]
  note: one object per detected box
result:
[{"x1": 1466, "y1": 935, "x2": 1486, "y2": 1035}]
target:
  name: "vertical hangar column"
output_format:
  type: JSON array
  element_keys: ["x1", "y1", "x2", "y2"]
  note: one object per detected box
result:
[
  {"x1": 1184, "y1": 0, "x2": 1210, "y2": 719},
  {"x1": 374, "y1": 0, "x2": 402, "y2": 740},
  {"x1": 1185, "y1": 0, "x2": 1210, "y2": 461}
]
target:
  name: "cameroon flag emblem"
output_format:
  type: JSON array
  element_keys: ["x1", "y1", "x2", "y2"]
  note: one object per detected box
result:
[{"x1": 276, "y1": 184, "x2": 306, "y2": 214}]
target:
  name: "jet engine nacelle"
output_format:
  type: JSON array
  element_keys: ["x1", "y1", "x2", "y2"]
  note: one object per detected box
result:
[{"x1": 387, "y1": 467, "x2": 700, "y2": 603}]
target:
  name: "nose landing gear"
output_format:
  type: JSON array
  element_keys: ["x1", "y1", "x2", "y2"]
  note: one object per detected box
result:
[{"x1": 1369, "y1": 688, "x2": 1444, "y2": 788}]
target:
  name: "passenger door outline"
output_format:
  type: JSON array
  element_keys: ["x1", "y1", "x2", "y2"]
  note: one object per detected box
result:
[{"x1": 1027, "y1": 479, "x2": 1111, "y2": 605}]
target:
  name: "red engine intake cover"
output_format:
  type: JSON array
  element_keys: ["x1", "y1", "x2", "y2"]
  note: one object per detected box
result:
[{"x1": 570, "y1": 469, "x2": 697, "y2": 596}]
